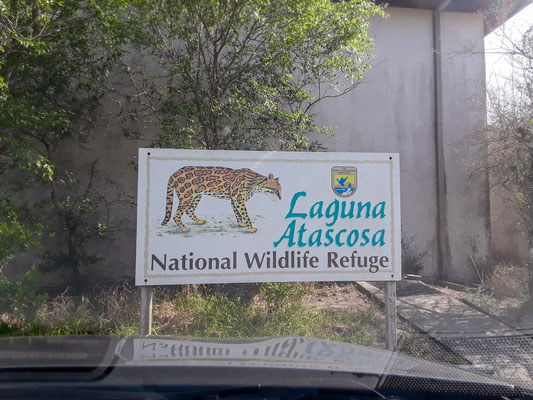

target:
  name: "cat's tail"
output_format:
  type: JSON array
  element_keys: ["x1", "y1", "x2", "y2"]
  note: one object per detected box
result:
[{"x1": 161, "y1": 176, "x2": 175, "y2": 225}]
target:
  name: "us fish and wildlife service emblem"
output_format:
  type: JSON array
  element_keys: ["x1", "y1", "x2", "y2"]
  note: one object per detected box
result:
[{"x1": 331, "y1": 166, "x2": 357, "y2": 198}]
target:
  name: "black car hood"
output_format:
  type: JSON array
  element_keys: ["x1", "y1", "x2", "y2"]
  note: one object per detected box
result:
[{"x1": 0, "y1": 336, "x2": 520, "y2": 397}]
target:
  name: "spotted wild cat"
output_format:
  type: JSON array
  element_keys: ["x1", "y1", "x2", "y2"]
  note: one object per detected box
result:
[{"x1": 161, "y1": 166, "x2": 281, "y2": 233}]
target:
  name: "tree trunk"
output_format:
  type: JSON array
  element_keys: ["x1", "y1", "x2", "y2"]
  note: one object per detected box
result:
[
  {"x1": 528, "y1": 233, "x2": 533, "y2": 302},
  {"x1": 65, "y1": 211, "x2": 82, "y2": 291}
]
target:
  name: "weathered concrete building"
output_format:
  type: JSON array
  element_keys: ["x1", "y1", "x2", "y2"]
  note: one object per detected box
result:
[
  {"x1": 9, "y1": 0, "x2": 530, "y2": 286},
  {"x1": 319, "y1": 4, "x2": 487, "y2": 282},
  {"x1": 316, "y1": 0, "x2": 527, "y2": 282},
  {"x1": 318, "y1": 0, "x2": 530, "y2": 282}
]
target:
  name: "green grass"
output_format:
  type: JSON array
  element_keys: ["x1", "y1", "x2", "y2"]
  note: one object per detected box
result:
[
  {"x1": 322, "y1": 309, "x2": 384, "y2": 347},
  {"x1": 151, "y1": 283, "x2": 378, "y2": 342},
  {"x1": 0, "y1": 282, "x2": 386, "y2": 348},
  {"x1": 1, "y1": 281, "x2": 474, "y2": 365}
]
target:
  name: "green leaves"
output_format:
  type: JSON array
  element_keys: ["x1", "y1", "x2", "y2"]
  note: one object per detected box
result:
[
  {"x1": 1, "y1": 0, "x2": 385, "y2": 285},
  {"x1": 122, "y1": 0, "x2": 385, "y2": 150},
  {"x1": 34, "y1": 156, "x2": 54, "y2": 182},
  {"x1": 0, "y1": 0, "x2": 129, "y2": 278},
  {"x1": 1, "y1": 0, "x2": 127, "y2": 154},
  {"x1": 0, "y1": 267, "x2": 48, "y2": 326},
  {"x1": 0, "y1": 199, "x2": 42, "y2": 266}
]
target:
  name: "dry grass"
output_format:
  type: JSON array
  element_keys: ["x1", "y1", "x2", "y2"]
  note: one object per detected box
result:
[
  {"x1": 486, "y1": 263, "x2": 528, "y2": 299},
  {"x1": 1, "y1": 281, "x2": 387, "y2": 348},
  {"x1": 34, "y1": 282, "x2": 140, "y2": 335},
  {"x1": 436, "y1": 262, "x2": 530, "y2": 328},
  {"x1": 464, "y1": 262, "x2": 529, "y2": 317}
]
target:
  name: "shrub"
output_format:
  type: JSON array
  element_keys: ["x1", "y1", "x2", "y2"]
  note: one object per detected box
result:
[
  {"x1": 401, "y1": 235, "x2": 426, "y2": 275},
  {"x1": 0, "y1": 267, "x2": 47, "y2": 326},
  {"x1": 487, "y1": 262, "x2": 528, "y2": 299}
]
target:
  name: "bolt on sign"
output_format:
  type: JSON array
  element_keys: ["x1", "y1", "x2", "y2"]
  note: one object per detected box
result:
[{"x1": 136, "y1": 149, "x2": 401, "y2": 286}]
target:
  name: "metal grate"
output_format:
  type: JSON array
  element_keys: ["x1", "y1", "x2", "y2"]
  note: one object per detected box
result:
[{"x1": 398, "y1": 331, "x2": 533, "y2": 391}]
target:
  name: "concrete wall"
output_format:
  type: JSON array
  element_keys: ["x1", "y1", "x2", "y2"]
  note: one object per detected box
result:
[
  {"x1": 7, "y1": 7, "x2": 492, "y2": 285},
  {"x1": 438, "y1": 11, "x2": 491, "y2": 281},
  {"x1": 316, "y1": 7, "x2": 439, "y2": 275},
  {"x1": 317, "y1": 8, "x2": 490, "y2": 281}
]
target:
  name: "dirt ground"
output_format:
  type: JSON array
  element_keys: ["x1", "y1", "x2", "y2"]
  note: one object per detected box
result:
[{"x1": 302, "y1": 282, "x2": 372, "y2": 311}]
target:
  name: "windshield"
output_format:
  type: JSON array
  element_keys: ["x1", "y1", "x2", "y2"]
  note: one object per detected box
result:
[{"x1": 2, "y1": 0, "x2": 533, "y2": 398}]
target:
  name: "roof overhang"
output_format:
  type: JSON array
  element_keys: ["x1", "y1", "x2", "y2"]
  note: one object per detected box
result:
[{"x1": 375, "y1": 0, "x2": 532, "y2": 35}]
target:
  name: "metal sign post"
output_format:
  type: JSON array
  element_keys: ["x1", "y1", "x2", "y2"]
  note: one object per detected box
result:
[
  {"x1": 385, "y1": 281, "x2": 397, "y2": 351},
  {"x1": 140, "y1": 286, "x2": 153, "y2": 336}
]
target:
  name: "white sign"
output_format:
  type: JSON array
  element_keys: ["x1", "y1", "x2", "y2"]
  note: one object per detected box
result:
[{"x1": 136, "y1": 149, "x2": 401, "y2": 285}]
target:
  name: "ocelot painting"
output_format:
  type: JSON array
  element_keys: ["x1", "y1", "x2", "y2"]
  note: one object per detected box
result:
[{"x1": 161, "y1": 166, "x2": 282, "y2": 233}]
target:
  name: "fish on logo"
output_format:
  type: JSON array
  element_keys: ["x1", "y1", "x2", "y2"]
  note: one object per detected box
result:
[{"x1": 331, "y1": 166, "x2": 357, "y2": 198}]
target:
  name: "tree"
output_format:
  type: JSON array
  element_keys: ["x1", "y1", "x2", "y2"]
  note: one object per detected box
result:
[
  {"x1": 1, "y1": 0, "x2": 384, "y2": 288},
  {"x1": 484, "y1": 24, "x2": 533, "y2": 293},
  {"x1": 121, "y1": 0, "x2": 385, "y2": 151},
  {"x1": 0, "y1": 0, "x2": 128, "y2": 286}
]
